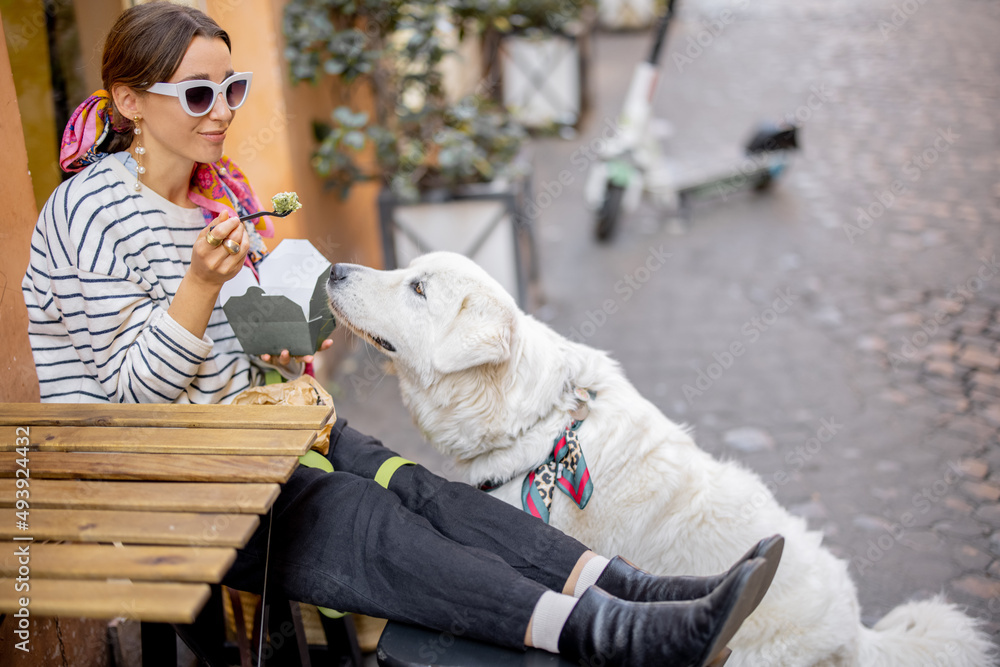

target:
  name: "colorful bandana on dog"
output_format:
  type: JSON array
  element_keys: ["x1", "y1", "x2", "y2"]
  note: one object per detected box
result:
[
  {"x1": 60, "y1": 91, "x2": 275, "y2": 266},
  {"x1": 521, "y1": 421, "x2": 594, "y2": 523}
]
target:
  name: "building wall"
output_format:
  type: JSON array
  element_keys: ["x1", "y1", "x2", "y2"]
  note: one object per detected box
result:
[
  {"x1": 207, "y1": 0, "x2": 382, "y2": 269},
  {"x1": 0, "y1": 8, "x2": 41, "y2": 404}
]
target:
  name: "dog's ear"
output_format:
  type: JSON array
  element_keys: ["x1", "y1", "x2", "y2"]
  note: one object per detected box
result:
[{"x1": 432, "y1": 292, "x2": 514, "y2": 374}]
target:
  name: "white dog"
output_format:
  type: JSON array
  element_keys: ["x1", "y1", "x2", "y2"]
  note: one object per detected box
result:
[{"x1": 326, "y1": 251, "x2": 995, "y2": 667}]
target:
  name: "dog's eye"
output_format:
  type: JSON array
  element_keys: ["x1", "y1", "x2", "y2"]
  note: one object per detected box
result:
[{"x1": 412, "y1": 281, "x2": 425, "y2": 297}]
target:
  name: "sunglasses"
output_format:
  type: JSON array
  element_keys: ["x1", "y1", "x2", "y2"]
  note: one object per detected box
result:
[{"x1": 146, "y1": 72, "x2": 253, "y2": 117}]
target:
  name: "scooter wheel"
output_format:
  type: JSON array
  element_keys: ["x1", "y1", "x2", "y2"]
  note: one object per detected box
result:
[
  {"x1": 752, "y1": 172, "x2": 774, "y2": 192},
  {"x1": 595, "y1": 183, "x2": 625, "y2": 242}
]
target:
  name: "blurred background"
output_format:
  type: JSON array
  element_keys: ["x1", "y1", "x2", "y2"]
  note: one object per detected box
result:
[{"x1": 2, "y1": 0, "x2": 999, "y2": 663}]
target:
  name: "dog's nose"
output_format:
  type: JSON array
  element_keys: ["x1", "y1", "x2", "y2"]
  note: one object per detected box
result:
[{"x1": 329, "y1": 263, "x2": 357, "y2": 286}]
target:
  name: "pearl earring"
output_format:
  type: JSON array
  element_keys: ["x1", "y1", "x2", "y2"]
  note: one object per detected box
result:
[{"x1": 133, "y1": 116, "x2": 146, "y2": 192}]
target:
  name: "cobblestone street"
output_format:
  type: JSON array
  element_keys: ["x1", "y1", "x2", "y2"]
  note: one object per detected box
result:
[{"x1": 324, "y1": 0, "x2": 1000, "y2": 649}]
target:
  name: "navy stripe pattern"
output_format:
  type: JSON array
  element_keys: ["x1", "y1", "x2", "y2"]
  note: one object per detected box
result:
[{"x1": 22, "y1": 155, "x2": 267, "y2": 404}]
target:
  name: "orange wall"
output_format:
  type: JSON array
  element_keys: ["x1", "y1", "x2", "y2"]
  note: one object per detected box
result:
[
  {"x1": 0, "y1": 8, "x2": 40, "y2": 403},
  {"x1": 208, "y1": 0, "x2": 382, "y2": 270}
]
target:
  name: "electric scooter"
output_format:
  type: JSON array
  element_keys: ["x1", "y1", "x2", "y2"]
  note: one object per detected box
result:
[{"x1": 585, "y1": 0, "x2": 799, "y2": 241}]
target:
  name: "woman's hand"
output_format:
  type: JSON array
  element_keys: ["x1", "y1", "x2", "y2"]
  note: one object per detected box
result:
[
  {"x1": 188, "y1": 211, "x2": 248, "y2": 288},
  {"x1": 168, "y1": 211, "x2": 248, "y2": 340},
  {"x1": 260, "y1": 339, "x2": 334, "y2": 366}
]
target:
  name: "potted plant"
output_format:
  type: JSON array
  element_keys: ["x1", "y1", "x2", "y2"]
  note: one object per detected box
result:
[
  {"x1": 283, "y1": 0, "x2": 535, "y2": 305},
  {"x1": 453, "y1": 0, "x2": 597, "y2": 132}
]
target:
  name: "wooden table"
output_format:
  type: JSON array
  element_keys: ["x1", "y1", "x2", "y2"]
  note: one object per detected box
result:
[{"x1": 0, "y1": 403, "x2": 334, "y2": 625}]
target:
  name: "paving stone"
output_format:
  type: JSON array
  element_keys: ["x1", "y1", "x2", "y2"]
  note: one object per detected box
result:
[
  {"x1": 958, "y1": 458, "x2": 990, "y2": 480},
  {"x1": 962, "y1": 306, "x2": 994, "y2": 326},
  {"x1": 897, "y1": 217, "x2": 927, "y2": 233},
  {"x1": 877, "y1": 389, "x2": 909, "y2": 406},
  {"x1": 922, "y1": 375, "x2": 965, "y2": 397},
  {"x1": 925, "y1": 360, "x2": 960, "y2": 379},
  {"x1": 722, "y1": 427, "x2": 775, "y2": 453},
  {"x1": 899, "y1": 531, "x2": 944, "y2": 553},
  {"x1": 874, "y1": 296, "x2": 900, "y2": 313},
  {"x1": 921, "y1": 230, "x2": 948, "y2": 248},
  {"x1": 982, "y1": 404, "x2": 1000, "y2": 427},
  {"x1": 885, "y1": 312, "x2": 924, "y2": 329},
  {"x1": 954, "y1": 544, "x2": 994, "y2": 571},
  {"x1": 853, "y1": 515, "x2": 894, "y2": 533},
  {"x1": 960, "y1": 320, "x2": 991, "y2": 336},
  {"x1": 926, "y1": 340, "x2": 960, "y2": 358},
  {"x1": 934, "y1": 395, "x2": 970, "y2": 414},
  {"x1": 970, "y1": 389, "x2": 1000, "y2": 405},
  {"x1": 870, "y1": 486, "x2": 899, "y2": 502},
  {"x1": 788, "y1": 500, "x2": 828, "y2": 521},
  {"x1": 855, "y1": 334, "x2": 887, "y2": 353},
  {"x1": 971, "y1": 372, "x2": 1000, "y2": 395},
  {"x1": 888, "y1": 234, "x2": 924, "y2": 252},
  {"x1": 975, "y1": 504, "x2": 1000, "y2": 526},
  {"x1": 951, "y1": 575, "x2": 1000, "y2": 601},
  {"x1": 962, "y1": 481, "x2": 1000, "y2": 503},
  {"x1": 958, "y1": 347, "x2": 1000, "y2": 371},
  {"x1": 895, "y1": 289, "x2": 928, "y2": 307},
  {"x1": 945, "y1": 496, "x2": 975, "y2": 514},
  {"x1": 991, "y1": 533, "x2": 1000, "y2": 558},
  {"x1": 961, "y1": 335, "x2": 1000, "y2": 353},
  {"x1": 928, "y1": 301, "x2": 965, "y2": 318},
  {"x1": 934, "y1": 518, "x2": 989, "y2": 539},
  {"x1": 948, "y1": 417, "x2": 998, "y2": 445}
]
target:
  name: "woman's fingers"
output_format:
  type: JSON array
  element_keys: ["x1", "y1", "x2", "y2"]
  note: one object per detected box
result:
[
  {"x1": 204, "y1": 210, "x2": 255, "y2": 247},
  {"x1": 259, "y1": 341, "x2": 330, "y2": 366}
]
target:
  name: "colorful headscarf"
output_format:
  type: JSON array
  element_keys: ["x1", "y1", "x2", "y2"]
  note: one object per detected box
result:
[
  {"x1": 60, "y1": 90, "x2": 115, "y2": 173},
  {"x1": 59, "y1": 91, "x2": 276, "y2": 256}
]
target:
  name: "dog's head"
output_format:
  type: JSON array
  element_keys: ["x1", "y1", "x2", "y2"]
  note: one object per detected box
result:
[{"x1": 326, "y1": 252, "x2": 518, "y2": 386}]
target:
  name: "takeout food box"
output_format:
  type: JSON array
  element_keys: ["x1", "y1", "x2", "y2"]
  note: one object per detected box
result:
[{"x1": 220, "y1": 239, "x2": 336, "y2": 356}]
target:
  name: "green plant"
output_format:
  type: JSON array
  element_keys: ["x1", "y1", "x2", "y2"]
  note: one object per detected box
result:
[
  {"x1": 283, "y1": 0, "x2": 527, "y2": 201},
  {"x1": 452, "y1": 0, "x2": 592, "y2": 36}
]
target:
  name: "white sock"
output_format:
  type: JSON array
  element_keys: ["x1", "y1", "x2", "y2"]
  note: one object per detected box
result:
[
  {"x1": 573, "y1": 555, "x2": 611, "y2": 598},
  {"x1": 529, "y1": 591, "x2": 578, "y2": 654}
]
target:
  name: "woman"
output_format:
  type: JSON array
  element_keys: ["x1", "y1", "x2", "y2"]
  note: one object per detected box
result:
[{"x1": 22, "y1": 3, "x2": 781, "y2": 665}]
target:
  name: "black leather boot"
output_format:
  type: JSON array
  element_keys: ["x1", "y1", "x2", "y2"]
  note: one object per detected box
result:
[
  {"x1": 594, "y1": 534, "x2": 784, "y2": 604},
  {"x1": 557, "y1": 558, "x2": 773, "y2": 667}
]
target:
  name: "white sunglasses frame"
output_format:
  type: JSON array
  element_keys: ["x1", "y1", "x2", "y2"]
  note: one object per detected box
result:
[{"x1": 146, "y1": 72, "x2": 253, "y2": 117}]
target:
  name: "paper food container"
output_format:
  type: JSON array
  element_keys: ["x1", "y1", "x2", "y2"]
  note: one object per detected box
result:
[{"x1": 220, "y1": 239, "x2": 336, "y2": 356}]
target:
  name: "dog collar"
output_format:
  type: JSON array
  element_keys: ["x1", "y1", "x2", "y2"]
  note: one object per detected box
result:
[{"x1": 480, "y1": 387, "x2": 596, "y2": 524}]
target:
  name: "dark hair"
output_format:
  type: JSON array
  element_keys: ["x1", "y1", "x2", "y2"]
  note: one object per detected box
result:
[{"x1": 101, "y1": 1, "x2": 231, "y2": 152}]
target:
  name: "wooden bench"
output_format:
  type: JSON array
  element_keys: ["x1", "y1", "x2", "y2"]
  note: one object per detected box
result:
[{"x1": 0, "y1": 402, "x2": 351, "y2": 665}]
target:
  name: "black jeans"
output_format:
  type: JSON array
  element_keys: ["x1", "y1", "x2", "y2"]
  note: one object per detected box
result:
[{"x1": 223, "y1": 418, "x2": 589, "y2": 649}]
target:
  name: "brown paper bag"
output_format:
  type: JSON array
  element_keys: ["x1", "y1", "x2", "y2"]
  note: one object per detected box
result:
[{"x1": 232, "y1": 375, "x2": 335, "y2": 455}]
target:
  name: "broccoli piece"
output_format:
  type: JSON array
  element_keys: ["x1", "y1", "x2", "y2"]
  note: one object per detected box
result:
[{"x1": 271, "y1": 192, "x2": 302, "y2": 215}]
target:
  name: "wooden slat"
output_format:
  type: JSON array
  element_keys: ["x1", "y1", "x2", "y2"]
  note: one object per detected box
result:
[
  {"x1": 0, "y1": 479, "x2": 279, "y2": 513},
  {"x1": 0, "y1": 425, "x2": 316, "y2": 455},
  {"x1": 0, "y1": 403, "x2": 334, "y2": 430},
  {"x1": 0, "y1": 452, "x2": 299, "y2": 482},
  {"x1": 0, "y1": 578, "x2": 211, "y2": 623},
  {"x1": 0, "y1": 509, "x2": 259, "y2": 547},
  {"x1": 0, "y1": 543, "x2": 236, "y2": 582}
]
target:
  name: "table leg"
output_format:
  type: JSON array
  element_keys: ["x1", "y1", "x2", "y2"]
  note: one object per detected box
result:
[
  {"x1": 172, "y1": 585, "x2": 230, "y2": 667},
  {"x1": 141, "y1": 622, "x2": 177, "y2": 667}
]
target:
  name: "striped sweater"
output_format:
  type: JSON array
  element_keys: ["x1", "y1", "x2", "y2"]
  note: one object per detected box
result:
[{"x1": 22, "y1": 153, "x2": 284, "y2": 404}]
